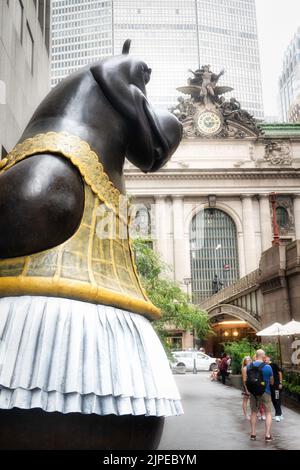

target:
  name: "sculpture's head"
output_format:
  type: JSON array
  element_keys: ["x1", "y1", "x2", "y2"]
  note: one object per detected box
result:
[{"x1": 91, "y1": 40, "x2": 182, "y2": 172}]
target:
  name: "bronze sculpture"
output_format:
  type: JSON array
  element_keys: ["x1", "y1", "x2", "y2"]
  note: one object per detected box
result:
[
  {"x1": 0, "y1": 40, "x2": 183, "y2": 450},
  {"x1": 179, "y1": 65, "x2": 232, "y2": 106}
]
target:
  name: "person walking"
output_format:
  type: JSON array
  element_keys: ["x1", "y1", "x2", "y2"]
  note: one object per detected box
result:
[
  {"x1": 219, "y1": 353, "x2": 229, "y2": 385},
  {"x1": 265, "y1": 356, "x2": 283, "y2": 422},
  {"x1": 241, "y1": 356, "x2": 251, "y2": 419},
  {"x1": 246, "y1": 349, "x2": 274, "y2": 442}
]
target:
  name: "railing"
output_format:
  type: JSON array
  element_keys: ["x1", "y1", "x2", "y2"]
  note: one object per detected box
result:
[{"x1": 199, "y1": 268, "x2": 260, "y2": 311}]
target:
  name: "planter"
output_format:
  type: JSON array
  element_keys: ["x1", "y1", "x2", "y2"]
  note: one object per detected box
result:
[
  {"x1": 229, "y1": 374, "x2": 243, "y2": 390},
  {"x1": 282, "y1": 390, "x2": 300, "y2": 411}
]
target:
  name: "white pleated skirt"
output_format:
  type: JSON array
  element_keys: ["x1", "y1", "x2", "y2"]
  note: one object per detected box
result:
[{"x1": 0, "y1": 296, "x2": 183, "y2": 417}]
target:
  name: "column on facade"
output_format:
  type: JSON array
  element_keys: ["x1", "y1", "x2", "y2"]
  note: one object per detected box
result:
[
  {"x1": 154, "y1": 195, "x2": 173, "y2": 269},
  {"x1": 172, "y1": 195, "x2": 189, "y2": 283},
  {"x1": 237, "y1": 232, "x2": 246, "y2": 278},
  {"x1": 293, "y1": 195, "x2": 300, "y2": 240},
  {"x1": 258, "y1": 194, "x2": 273, "y2": 253},
  {"x1": 241, "y1": 194, "x2": 257, "y2": 274}
]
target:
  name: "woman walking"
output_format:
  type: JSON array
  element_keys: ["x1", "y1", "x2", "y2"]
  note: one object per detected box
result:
[{"x1": 241, "y1": 356, "x2": 252, "y2": 419}]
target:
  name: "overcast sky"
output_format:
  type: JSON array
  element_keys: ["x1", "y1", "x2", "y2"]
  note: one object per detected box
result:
[{"x1": 255, "y1": 0, "x2": 300, "y2": 117}]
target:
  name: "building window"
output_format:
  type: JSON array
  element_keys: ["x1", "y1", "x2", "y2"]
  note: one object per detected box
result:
[
  {"x1": 15, "y1": 0, "x2": 24, "y2": 43},
  {"x1": 25, "y1": 22, "x2": 34, "y2": 73},
  {"x1": 276, "y1": 206, "x2": 289, "y2": 229},
  {"x1": 44, "y1": 0, "x2": 51, "y2": 53},
  {"x1": 166, "y1": 333, "x2": 183, "y2": 351},
  {"x1": 189, "y1": 209, "x2": 239, "y2": 303},
  {"x1": 131, "y1": 206, "x2": 152, "y2": 241}
]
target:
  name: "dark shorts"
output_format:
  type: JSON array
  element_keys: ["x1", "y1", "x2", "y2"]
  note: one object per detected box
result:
[{"x1": 250, "y1": 393, "x2": 272, "y2": 413}]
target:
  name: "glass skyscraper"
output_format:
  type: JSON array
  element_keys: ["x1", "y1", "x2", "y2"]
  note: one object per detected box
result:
[
  {"x1": 51, "y1": 1, "x2": 113, "y2": 85},
  {"x1": 279, "y1": 27, "x2": 300, "y2": 122},
  {"x1": 51, "y1": 0, "x2": 264, "y2": 118}
]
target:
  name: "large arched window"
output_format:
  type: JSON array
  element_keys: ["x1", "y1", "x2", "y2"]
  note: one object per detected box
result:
[
  {"x1": 189, "y1": 208, "x2": 239, "y2": 303},
  {"x1": 276, "y1": 206, "x2": 289, "y2": 229}
]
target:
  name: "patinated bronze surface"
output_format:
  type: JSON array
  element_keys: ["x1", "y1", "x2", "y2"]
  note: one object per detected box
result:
[
  {"x1": 0, "y1": 42, "x2": 182, "y2": 258},
  {"x1": 0, "y1": 41, "x2": 182, "y2": 450},
  {"x1": 0, "y1": 409, "x2": 164, "y2": 450}
]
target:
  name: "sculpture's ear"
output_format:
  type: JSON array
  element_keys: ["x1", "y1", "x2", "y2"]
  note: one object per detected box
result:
[
  {"x1": 90, "y1": 40, "x2": 146, "y2": 122},
  {"x1": 122, "y1": 39, "x2": 131, "y2": 55}
]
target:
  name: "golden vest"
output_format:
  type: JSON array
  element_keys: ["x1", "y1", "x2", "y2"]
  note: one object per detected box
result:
[{"x1": 0, "y1": 132, "x2": 160, "y2": 320}]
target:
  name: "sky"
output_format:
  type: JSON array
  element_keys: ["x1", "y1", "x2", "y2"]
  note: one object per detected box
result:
[{"x1": 255, "y1": 0, "x2": 300, "y2": 118}]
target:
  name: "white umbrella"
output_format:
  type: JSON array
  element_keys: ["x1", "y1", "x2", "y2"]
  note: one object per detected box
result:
[
  {"x1": 280, "y1": 320, "x2": 300, "y2": 336},
  {"x1": 256, "y1": 322, "x2": 283, "y2": 337},
  {"x1": 256, "y1": 322, "x2": 283, "y2": 366}
]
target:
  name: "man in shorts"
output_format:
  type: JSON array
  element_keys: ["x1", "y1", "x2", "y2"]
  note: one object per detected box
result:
[{"x1": 247, "y1": 349, "x2": 274, "y2": 442}]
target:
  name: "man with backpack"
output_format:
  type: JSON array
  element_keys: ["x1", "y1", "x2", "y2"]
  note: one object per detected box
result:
[{"x1": 246, "y1": 349, "x2": 274, "y2": 442}]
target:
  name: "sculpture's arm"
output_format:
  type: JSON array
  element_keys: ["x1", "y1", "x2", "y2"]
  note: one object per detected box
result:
[{"x1": 0, "y1": 154, "x2": 84, "y2": 259}]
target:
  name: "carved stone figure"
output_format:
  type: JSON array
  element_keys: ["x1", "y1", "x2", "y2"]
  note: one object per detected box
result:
[
  {"x1": 178, "y1": 65, "x2": 232, "y2": 107},
  {"x1": 264, "y1": 141, "x2": 292, "y2": 166},
  {"x1": 0, "y1": 40, "x2": 183, "y2": 449},
  {"x1": 173, "y1": 67, "x2": 262, "y2": 139}
]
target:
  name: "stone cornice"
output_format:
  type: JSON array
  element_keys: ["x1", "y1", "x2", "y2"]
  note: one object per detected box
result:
[{"x1": 125, "y1": 168, "x2": 300, "y2": 180}]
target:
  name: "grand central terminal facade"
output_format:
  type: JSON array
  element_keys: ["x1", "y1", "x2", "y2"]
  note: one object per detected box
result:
[{"x1": 125, "y1": 77, "x2": 300, "y2": 351}]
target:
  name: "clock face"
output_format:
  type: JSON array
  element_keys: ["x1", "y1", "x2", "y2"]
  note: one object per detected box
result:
[{"x1": 197, "y1": 111, "x2": 222, "y2": 135}]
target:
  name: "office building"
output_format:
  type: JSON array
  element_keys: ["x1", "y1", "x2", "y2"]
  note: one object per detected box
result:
[{"x1": 51, "y1": 0, "x2": 264, "y2": 117}]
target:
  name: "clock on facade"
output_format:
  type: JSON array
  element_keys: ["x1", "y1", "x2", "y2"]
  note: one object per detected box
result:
[{"x1": 197, "y1": 110, "x2": 222, "y2": 136}]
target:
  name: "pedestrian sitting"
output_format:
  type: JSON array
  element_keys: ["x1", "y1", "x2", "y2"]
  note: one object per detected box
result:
[{"x1": 210, "y1": 358, "x2": 221, "y2": 381}]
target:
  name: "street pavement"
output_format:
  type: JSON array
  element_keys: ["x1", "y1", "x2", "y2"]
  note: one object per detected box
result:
[{"x1": 159, "y1": 373, "x2": 300, "y2": 450}]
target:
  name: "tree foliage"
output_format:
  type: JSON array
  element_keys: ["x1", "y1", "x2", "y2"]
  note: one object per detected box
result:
[
  {"x1": 224, "y1": 339, "x2": 279, "y2": 374},
  {"x1": 133, "y1": 239, "x2": 212, "y2": 347}
]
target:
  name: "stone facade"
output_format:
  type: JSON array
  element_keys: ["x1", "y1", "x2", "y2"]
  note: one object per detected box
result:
[
  {"x1": 125, "y1": 123, "x2": 300, "y2": 349},
  {"x1": 0, "y1": 0, "x2": 51, "y2": 156},
  {"x1": 259, "y1": 241, "x2": 300, "y2": 366},
  {"x1": 125, "y1": 123, "x2": 300, "y2": 281}
]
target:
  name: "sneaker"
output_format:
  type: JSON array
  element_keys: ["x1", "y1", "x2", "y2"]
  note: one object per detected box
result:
[
  {"x1": 280, "y1": 415, "x2": 284, "y2": 420},
  {"x1": 275, "y1": 416, "x2": 281, "y2": 422}
]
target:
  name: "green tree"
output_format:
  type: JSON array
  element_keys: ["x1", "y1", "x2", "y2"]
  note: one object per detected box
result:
[
  {"x1": 224, "y1": 339, "x2": 279, "y2": 374},
  {"x1": 133, "y1": 238, "x2": 212, "y2": 350}
]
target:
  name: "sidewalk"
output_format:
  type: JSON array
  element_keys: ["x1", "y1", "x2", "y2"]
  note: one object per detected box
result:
[{"x1": 159, "y1": 373, "x2": 300, "y2": 450}]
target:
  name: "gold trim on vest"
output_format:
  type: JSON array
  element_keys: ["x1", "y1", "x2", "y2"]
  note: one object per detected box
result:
[{"x1": 0, "y1": 132, "x2": 161, "y2": 320}]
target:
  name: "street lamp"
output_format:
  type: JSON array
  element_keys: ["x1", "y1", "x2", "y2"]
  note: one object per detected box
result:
[
  {"x1": 184, "y1": 277, "x2": 197, "y2": 373},
  {"x1": 212, "y1": 244, "x2": 222, "y2": 294},
  {"x1": 215, "y1": 244, "x2": 221, "y2": 275},
  {"x1": 183, "y1": 277, "x2": 192, "y2": 302}
]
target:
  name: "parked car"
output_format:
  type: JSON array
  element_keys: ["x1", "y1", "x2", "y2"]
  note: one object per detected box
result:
[{"x1": 170, "y1": 350, "x2": 217, "y2": 373}]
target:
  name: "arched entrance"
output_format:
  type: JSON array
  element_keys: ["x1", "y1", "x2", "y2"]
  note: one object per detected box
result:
[
  {"x1": 204, "y1": 304, "x2": 260, "y2": 357},
  {"x1": 189, "y1": 208, "x2": 239, "y2": 303}
]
